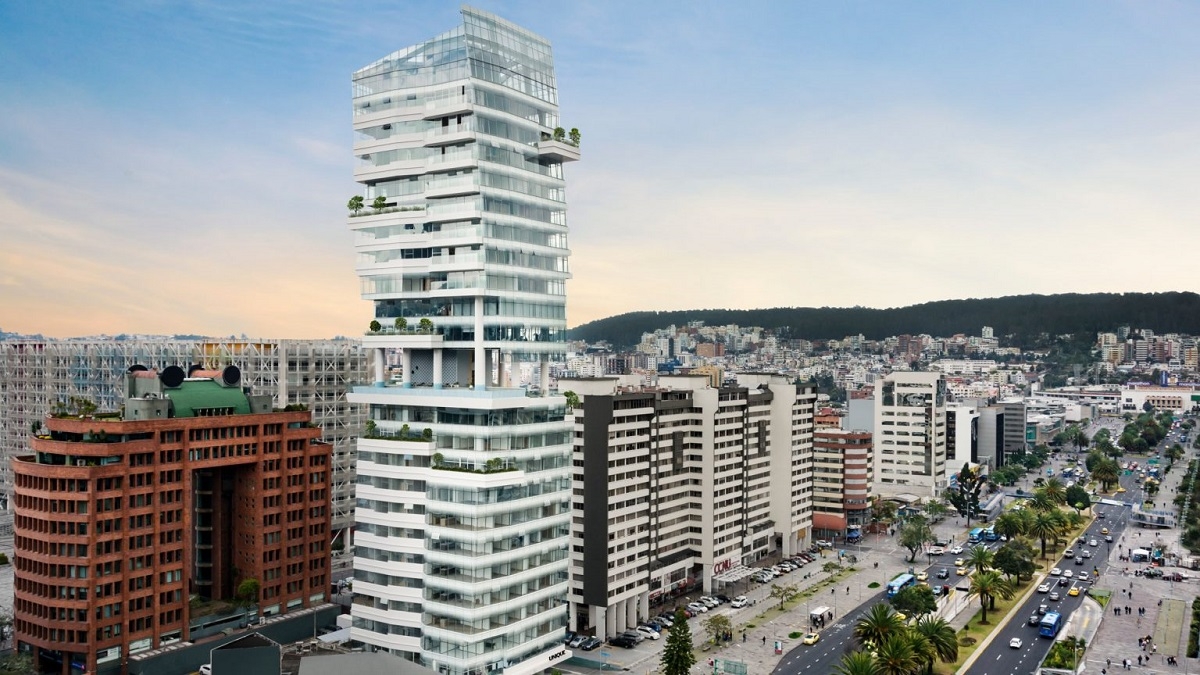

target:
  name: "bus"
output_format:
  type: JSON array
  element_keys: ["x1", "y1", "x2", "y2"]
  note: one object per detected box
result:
[
  {"x1": 1039, "y1": 611, "x2": 1063, "y2": 638},
  {"x1": 983, "y1": 527, "x2": 999, "y2": 542},
  {"x1": 886, "y1": 574, "x2": 917, "y2": 598},
  {"x1": 968, "y1": 528, "x2": 984, "y2": 544}
]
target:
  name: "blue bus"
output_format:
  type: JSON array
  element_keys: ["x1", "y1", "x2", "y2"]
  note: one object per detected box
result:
[
  {"x1": 1039, "y1": 611, "x2": 1063, "y2": 638},
  {"x1": 983, "y1": 527, "x2": 999, "y2": 541},
  {"x1": 886, "y1": 573, "x2": 917, "y2": 598},
  {"x1": 968, "y1": 528, "x2": 984, "y2": 543}
]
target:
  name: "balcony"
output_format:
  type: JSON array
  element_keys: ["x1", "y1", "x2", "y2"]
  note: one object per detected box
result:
[
  {"x1": 425, "y1": 175, "x2": 480, "y2": 200},
  {"x1": 425, "y1": 125, "x2": 477, "y2": 148},
  {"x1": 535, "y1": 140, "x2": 580, "y2": 163},
  {"x1": 422, "y1": 95, "x2": 474, "y2": 120}
]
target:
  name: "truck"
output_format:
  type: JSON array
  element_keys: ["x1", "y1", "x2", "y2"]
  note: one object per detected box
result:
[{"x1": 1039, "y1": 611, "x2": 1063, "y2": 638}]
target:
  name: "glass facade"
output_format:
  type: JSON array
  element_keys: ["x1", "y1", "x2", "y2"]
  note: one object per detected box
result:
[{"x1": 347, "y1": 7, "x2": 576, "y2": 675}]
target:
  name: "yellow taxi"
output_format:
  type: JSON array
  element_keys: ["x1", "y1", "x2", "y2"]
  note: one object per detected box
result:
[
  {"x1": 916, "y1": 571, "x2": 929, "y2": 581},
  {"x1": 893, "y1": 612, "x2": 907, "y2": 622},
  {"x1": 1101, "y1": 527, "x2": 1110, "y2": 535},
  {"x1": 957, "y1": 566, "x2": 969, "y2": 576},
  {"x1": 1068, "y1": 586, "x2": 1080, "y2": 597},
  {"x1": 1116, "y1": 487, "x2": 1126, "y2": 494},
  {"x1": 954, "y1": 558, "x2": 966, "y2": 567},
  {"x1": 802, "y1": 632, "x2": 820, "y2": 645}
]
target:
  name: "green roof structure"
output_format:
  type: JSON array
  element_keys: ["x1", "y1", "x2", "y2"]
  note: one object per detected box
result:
[{"x1": 165, "y1": 380, "x2": 252, "y2": 418}]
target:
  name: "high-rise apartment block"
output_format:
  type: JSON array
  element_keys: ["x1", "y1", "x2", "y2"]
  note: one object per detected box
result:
[
  {"x1": 346, "y1": 7, "x2": 577, "y2": 674},
  {"x1": 13, "y1": 366, "x2": 331, "y2": 675},
  {"x1": 0, "y1": 339, "x2": 365, "y2": 543},
  {"x1": 873, "y1": 372, "x2": 948, "y2": 498},
  {"x1": 562, "y1": 374, "x2": 816, "y2": 637},
  {"x1": 811, "y1": 429, "x2": 873, "y2": 542}
]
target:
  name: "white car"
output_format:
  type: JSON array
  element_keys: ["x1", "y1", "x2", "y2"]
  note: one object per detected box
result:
[
  {"x1": 701, "y1": 596, "x2": 720, "y2": 607},
  {"x1": 1010, "y1": 637, "x2": 1023, "y2": 649},
  {"x1": 1050, "y1": 568, "x2": 1062, "y2": 576},
  {"x1": 687, "y1": 602, "x2": 708, "y2": 613},
  {"x1": 928, "y1": 546, "x2": 945, "y2": 556},
  {"x1": 1063, "y1": 570, "x2": 1074, "y2": 579},
  {"x1": 731, "y1": 595, "x2": 749, "y2": 609},
  {"x1": 1037, "y1": 583, "x2": 1051, "y2": 593},
  {"x1": 950, "y1": 545, "x2": 964, "y2": 554},
  {"x1": 635, "y1": 625, "x2": 661, "y2": 640},
  {"x1": 1078, "y1": 572, "x2": 1089, "y2": 582}
]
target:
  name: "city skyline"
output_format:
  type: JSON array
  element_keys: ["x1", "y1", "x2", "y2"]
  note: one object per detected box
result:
[{"x1": 3, "y1": 1, "x2": 1200, "y2": 339}]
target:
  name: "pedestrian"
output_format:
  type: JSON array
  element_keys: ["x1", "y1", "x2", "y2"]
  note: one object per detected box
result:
[
  {"x1": 1108, "y1": 658, "x2": 1112, "y2": 668},
  {"x1": 763, "y1": 635, "x2": 766, "y2": 645},
  {"x1": 743, "y1": 632, "x2": 746, "y2": 642},
  {"x1": 846, "y1": 586, "x2": 850, "y2": 595}
]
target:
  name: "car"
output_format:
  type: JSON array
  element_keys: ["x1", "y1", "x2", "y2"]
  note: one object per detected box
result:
[
  {"x1": 1038, "y1": 604, "x2": 1049, "y2": 615},
  {"x1": 816, "y1": 540, "x2": 833, "y2": 548},
  {"x1": 893, "y1": 612, "x2": 907, "y2": 622},
  {"x1": 569, "y1": 634, "x2": 587, "y2": 648},
  {"x1": 620, "y1": 630, "x2": 645, "y2": 643},
  {"x1": 1028, "y1": 614, "x2": 1041, "y2": 626},
  {"x1": 687, "y1": 602, "x2": 708, "y2": 614},
  {"x1": 564, "y1": 631, "x2": 577, "y2": 646},
  {"x1": 581, "y1": 637, "x2": 602, "y2": 651},
  {"x1": 1050, "y1": 567, "x2": 1062, "y2": 576},
  {"x1": 1097, "y1": 512, "x2": 1106, "y2": 519},
  {"x1": 1065, "y1": 550, "x2": 1075, "y2": 558},
  {"x1": 1078, "y1": 572, "x2": 1090, "y2": 582},
  {"x1": 731, "y1": 595, "x2": 748, "y2": 609},
  {"x1": 1116, "y1": 487, "x2": 1126, "y2": 493},
  {"x1": 715, "y1": 594, "x2": 731, "y2": 603},
  {"x1": 1068, "y1": 586, "x2": 1081, "y2": 596},
  {"x1": 950, "y1": 545, "x2": 964, "y2": 554},
  {"x1": 916, "y1": 571, "x2": 929, "y2": 581},
  {"x1": 1083, "y1": 550, "x2": 1092, "y2": 559},
  {"x1": 1059, "y1": 577, "x2": 1070, "y2": 587},
  {"x1": 1010, "y1": 637, "x2": 1023, "y2": 649},
  {"x1": 802, "y1": 632, "x2": 820, "y2": 645},
  {"x1": 1037, "y1": 583, "x2": 1051, "y2": 593},
  {"x1": 1105, "y1": 534, "x2": 1113, "y2": 542},
  {"x1": 200, "y1": 667, "x2": 212, "y2": 675},
  {"x1": 937, "y1": 568, "x2": 950, "y2": 579},
  {"x1": 635, "y1": 626, "x2": 661, "y2": 640},
  {"x1": 954, "y1": 558, "x2": 965, "y2": 567},
  {"x1": 610, "y1": 635, "x2": 637, "y2": 649},
  {"x1": 701, "y1": 596, "x2": 720, "y2": 607},
  {"x1": 1063, "y1": 570, "x2": 1074, "y2": 579},
  {"x1": 1050, "y1": 591, "x2": 1061, "y2": 601},
  {"x1": 1089, "y1": 539, "x2": 1098, "y2": 547},
  {"x1": 957, "y1": 566, "x2": 968, "y2": 576},
  {"x1": 1075, "y1": 557, "x2": 1085, "y2": 565},
  {"x1": 929, "y1": 546, "x2": 945, "y2": 556},
  {"x1": 1101, "y1": 527, "x2": 1110, "y2": 535}
]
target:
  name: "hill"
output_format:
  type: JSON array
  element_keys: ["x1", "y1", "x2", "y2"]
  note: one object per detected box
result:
[{"x1": 567, "y1": 292, "x2": 1200, "y2": 349}]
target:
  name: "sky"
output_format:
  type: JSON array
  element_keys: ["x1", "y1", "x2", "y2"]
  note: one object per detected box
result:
[{"x1": 1, "y1": 1, "x2": 1198, "y2": 339}]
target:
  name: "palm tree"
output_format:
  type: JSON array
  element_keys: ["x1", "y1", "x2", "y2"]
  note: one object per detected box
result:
[
  {"x1": 832, "y1": 651, "x2": 880, "y2": 675},
  {"x1": 1043, "y1": 478, "x2": 1067, "y2": 505},
  {"x1": 969, "y1": 570, "x2": 1015, "y2": 623},
  {"x1": 873, "y1": 634, "x2": 920, "y2": 675},
  {"x1": 1092, "y1": 459, "x2": 1120, "y2": 492},
  {"x1": 993, "y1": 511, "x2": 1026, "y2": 541},
  {"x1": 966, "y1": 545, "x2": 995, "y2": 575},
  {"x1": 910, "y1": 617, "x2": 958, "y2": 675},
  {"x1": 854, "y1": 603, "x2": 905, "y2": 649},
  {"x1": 1027, "y1": 488, "x2": 1057, "y2": 513},
  {"x1": 1028, "y1": 510, "x2": 1061, "y2": 559}
]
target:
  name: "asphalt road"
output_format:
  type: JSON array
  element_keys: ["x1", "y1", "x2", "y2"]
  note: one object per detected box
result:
[
  {"x1": 772, "y1": 422, "x2": 1177, "y2": 675},
  {"x1": 964, "y1": 420, "x2": 1184, "y2": 675}
]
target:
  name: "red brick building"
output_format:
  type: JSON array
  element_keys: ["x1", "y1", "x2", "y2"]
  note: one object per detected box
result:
[{"x1": 13, "y1": 365, "x2": 331, "y2": 674}]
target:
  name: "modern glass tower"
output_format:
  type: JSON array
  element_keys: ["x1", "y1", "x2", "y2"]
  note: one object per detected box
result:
[{"x1": 346, "y1": 7, "x2": 577, "y2": 675}]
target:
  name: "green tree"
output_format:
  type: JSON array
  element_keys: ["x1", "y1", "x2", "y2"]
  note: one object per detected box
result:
[
  {"x1": 1065, "y1": 484, "x2": 1091, "y2": 513},
  {"x1": 0, "y1": 652, "x2": 37, "y2": 675},
  {"x1": 347, "y1": 195, "x2": 364, "y2": 215},
  {"x1": 553, "y1": 126, "x2": 566, "y2": 141},
  {"x1": 563, "y1": 391, "x2": 580, "y2": 409},
  {"x1": 372, "y1": 195, "x2": 388, "y2": 212},
  {"x1": 769, "y1": 582, "x2": 799, "y2": 610},
  {"x1": 568, "y1": 127, "x2": 581, "y2": 145},
  {"x1": 910, "y1": 616, "x2": 958, "y2": 675},
  {"x1": 1092, "y1": 459, "x2": 1120, "y2": 492},
  {"x1": 854, "y1": 603, "x2": 905, "y2": 650},
  {"x1": 368, "y1": 319, "x2": 382, "y2": 333},
  {"x1": 966, "y1": 544, "x2": 995, "y2": 575},
  {"x1": 889, "y1": 585, "x2": 937, "y2": 617},
  {"x1": 874, "y1": 633, "x2": 920, "y2": 675},
  {"x1": 700, "y1": 613, "x2": 732, "y2": 645},
  {"x1": 1028, "y1": 510, "x2": 1062, "y2": 559},
  {"x1": 899, "y1": 515, "x2": 934, "y2": 563},
  {"x1": 418, "y1": 317, "x2": 434, "y2": 333},
  {"x1": 873, "y1": 497, "x2": 899, "y2": 527},
  {"x1": 1043, "y1": 477, "x2": 1067, "y2": 505},
  {"x1": 993, "y1": 539, "x2": 1036, "y2": 583},
  {"x1": 832, "y1": 651, "x2": 880, "y2": 675},
  {"x1": 993, "y1": 511, "x2": 1026, "y2": 541},
  {"x1": 969, "y1": 570, "x2": 1014, "y2": 623},
  {"x1": 393, "y1": 317, "x2": 407, "y2": 331},
  {"x1": 924, "y1": 499, "x2": 950, "y2": 523},
  {"x1": 944, "y1": 463, "x2": 984, "y2": 527},
  {"x1": 660, "y1": 609, "x2": 696, "y2": 675},
  {"x1": 235, "y1": 578, "x2": 260, "y2": 605}
]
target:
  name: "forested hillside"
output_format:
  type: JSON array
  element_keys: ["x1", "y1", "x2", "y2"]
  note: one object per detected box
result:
[{"x1": 568, "y1": 292, "x2": 1200, "y2": 349}]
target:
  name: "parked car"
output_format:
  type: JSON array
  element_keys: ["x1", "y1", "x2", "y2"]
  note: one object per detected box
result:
[
  {"x1": 635, "y1": 626, "x2": 660, "y2": 640},
  {"x1": 687, "y1": 602, "x2": 708, "y2": 614},
  {"x1": 656, "y1": 614, "x2": 674, "y2": 627},
  {"x1": 581, "y1": 637, "x2": 602, "y2": 651},
  {"x1": 620, "y1": 630, "x2": 645, "y2": 644},
  {"x1": 715, "y1": 594, "x2": 731, "y2": 603},
  {"x1": 610, "y1": 635, "x2": 637, "y2": 649},
  {"x1": 564, "y1": 631, "x2": 577, "y2": 646},
  {"x1": 731, "y1": 595, "x2": 749, "y2": 609},
  {"x1": 569, "y1": 634, "x2": 586, "y2": 648}
]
